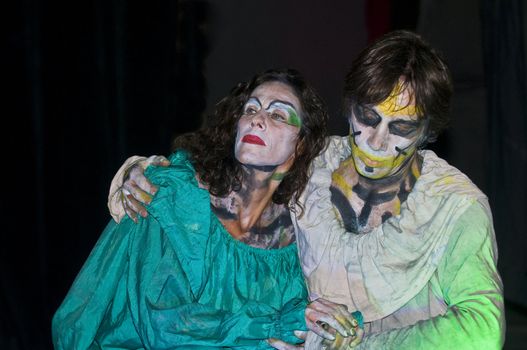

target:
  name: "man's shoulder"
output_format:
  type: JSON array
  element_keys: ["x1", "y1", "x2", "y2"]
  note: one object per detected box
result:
[
  {"x1": 312, "y1": 136, "x2": 352, "y2": 171},
  {"x1": 418, "y1": 150, "x2": 487, "y2": 202}
]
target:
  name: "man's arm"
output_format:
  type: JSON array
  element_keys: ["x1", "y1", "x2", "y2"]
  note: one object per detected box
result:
[{"x1": 355, "y1": 202, "x2": 504, "y2": 349}]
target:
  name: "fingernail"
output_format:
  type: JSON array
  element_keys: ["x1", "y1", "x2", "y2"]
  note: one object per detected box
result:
[
  {"x1": 141, "y1": 210, "x2": 147, "y2": 217},
  {"x1": 351, "y1": 319, "x2": 358, "y2": 327}
]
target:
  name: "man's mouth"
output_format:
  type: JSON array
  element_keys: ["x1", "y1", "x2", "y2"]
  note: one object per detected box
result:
[
  {"x1": 241, "y1": 134, "x2": 266, "y2": 146},
  {"x1": 361, "y1": 156, "x2": 382, "y2": 167}
]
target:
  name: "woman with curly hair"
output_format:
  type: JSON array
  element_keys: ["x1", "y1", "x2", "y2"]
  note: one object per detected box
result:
[{"x1": 52, "y1": 68, "x2": 363, "y2": 349}]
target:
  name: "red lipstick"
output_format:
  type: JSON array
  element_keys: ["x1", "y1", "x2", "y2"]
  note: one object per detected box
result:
[{"x1": 241, "y1": 134, "x2": 266, "y2": 146}]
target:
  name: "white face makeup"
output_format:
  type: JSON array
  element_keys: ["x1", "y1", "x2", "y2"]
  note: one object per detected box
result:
[
  {"x1": 349, "y1": 85, "x2": 425, "y2": 179},
  {"x1": 235, "y1": 81, "x2": 302, "y2": 168}
]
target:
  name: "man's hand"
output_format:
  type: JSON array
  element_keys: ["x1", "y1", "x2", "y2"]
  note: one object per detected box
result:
[
  {"x1": 305, "y1": 298, "x2": 360, "y2": 341},
  {"x1": 108, "y1": 155, "x2": 170, "y2": 223},
  {"x1": 320, "y1": 327, "x2": 364, "y2": 349}
]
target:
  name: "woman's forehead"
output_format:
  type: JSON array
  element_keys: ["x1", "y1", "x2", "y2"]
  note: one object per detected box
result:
[{"x1": 250, "y1": 81, "x2": 301, "y2": 109}]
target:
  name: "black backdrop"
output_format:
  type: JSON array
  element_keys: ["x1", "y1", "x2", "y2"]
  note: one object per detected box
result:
[
  {"x1": 5, "y1": 2, "x2": 208, "y2": 348},
  {"x1": 4, "y1": 1, "x2": 527, "y2": 349}
]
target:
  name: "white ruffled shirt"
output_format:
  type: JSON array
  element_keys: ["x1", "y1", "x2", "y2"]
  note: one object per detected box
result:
[{"x1": 294, "y1": 136, "x2": 504, "y2": 349}]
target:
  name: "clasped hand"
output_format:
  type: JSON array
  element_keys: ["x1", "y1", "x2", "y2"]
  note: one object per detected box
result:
[{"x1": 268, "y1": 298, "x2": 364, "y2": 349}]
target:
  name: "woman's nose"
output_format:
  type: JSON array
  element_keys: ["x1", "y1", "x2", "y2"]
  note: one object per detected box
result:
[{"x1": 250, "y1": 112, "x2": 267, "y2": 130}]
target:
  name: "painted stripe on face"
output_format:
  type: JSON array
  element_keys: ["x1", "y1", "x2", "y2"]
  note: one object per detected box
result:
[
  {"x1": 378, "y1": 83, "x2": 420, "y2": 117},
  {"x1": 350, "y1": 138, "x2": 414, "y2": 172},
  {"x1": 267, "y1": 101, "x2": 302, "y2": 127}
]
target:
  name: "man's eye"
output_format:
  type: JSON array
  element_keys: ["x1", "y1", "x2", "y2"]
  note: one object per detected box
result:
[
  {"x1": 389, "y1": 123, "x2": 419, "y2": 137},
  {"x1": 356, "y1": 107, "x2": 381, "y2": 127}
]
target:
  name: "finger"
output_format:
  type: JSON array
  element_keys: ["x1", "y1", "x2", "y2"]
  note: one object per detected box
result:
[
  {"x1": 124, "y1": 192, "x2": 148, "y2": 218},
  {"x1": 144, "y1": 155, "x2": 170, "y2": 168},
  {"x1": 306, "y1": 308, "x2": 350, "y2": 337},
  {"x1": 293, "y1": 330, "x2": 308, "y2": 341},
  {"x1": 130, "y1": 168, "x2": 158, "y2": 196},
  {"x1": 307, "y1": 302, "x2": 356, "y2": 337},
  {"x1": 313, "y1": 314, "x2": 351, "y2": 338},
  {"x1": 348, "y1": 328, "x2": 364, "y2": 347},
  {"x1": 124, "y1": 202, "x2": 138, "y2": 223},
  {"x1": 151, "y1": 155, "x2": 170, "y2": 167},
  {"x1": 306, "y1": 299, "x2": 349, "y2": 322},
  {"x1": 306, "y1": 319, "x2": 336, "y2": 340},
  {"x1": 128, "y1": 182, "x2": 155, "y2": 205},
  {"x1": 266, "y1": 338, "x2": 303, "y2": 350},
  {"x1": 127, "y1": 167, "x2": 158, "y2": 197},
  {"x1": 322, "y1": 333, "x2": 346, "y2": 350}
]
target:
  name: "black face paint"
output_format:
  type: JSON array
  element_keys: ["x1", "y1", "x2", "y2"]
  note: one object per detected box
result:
[
  {"x1": 244, "y1": 164, "x2": 278, "y2": 172},
  {"x1": 395, "y1": 146, "x2": 407, "y2": 156}
]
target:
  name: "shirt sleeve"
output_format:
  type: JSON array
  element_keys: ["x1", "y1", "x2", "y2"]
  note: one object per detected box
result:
[
  {"x1": 51, "y1": 219, "x2": 135, "y2": 350},
  {"x1": 355, "y1": 202, "x2": 505, "y2": 349}
]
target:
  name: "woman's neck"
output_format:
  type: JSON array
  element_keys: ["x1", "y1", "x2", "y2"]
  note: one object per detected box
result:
[
  {"x1": 233, "y1": 165, "x2": 282, "y2": 231},
  {"x1": 208, "y1": 164, "x2": 295, "y2": 248}
]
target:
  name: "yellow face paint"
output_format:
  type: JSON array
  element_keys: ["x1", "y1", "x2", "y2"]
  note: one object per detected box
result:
[
  {"x1": 350, "y1": 138, "x2": 415, "y2": 179},
  {"x1": 377, "y1": 83, "x2": 420, "y2": 117}
]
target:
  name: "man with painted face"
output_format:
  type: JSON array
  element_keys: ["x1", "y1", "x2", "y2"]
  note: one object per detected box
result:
[
  {"x1": 294, "y1": 30, "x2": 504, "y2": 348},
  {"x1": 106, "y1": 31, "x2": 504, "y2": 349}
]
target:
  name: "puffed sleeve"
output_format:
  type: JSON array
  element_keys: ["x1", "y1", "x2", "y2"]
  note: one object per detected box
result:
[
  {"x1": 354, "y1": 202, "x2": 504, "y2": 349},
  {"x1": 51, "y1": 218, "x2": 136, "y2": 349}
]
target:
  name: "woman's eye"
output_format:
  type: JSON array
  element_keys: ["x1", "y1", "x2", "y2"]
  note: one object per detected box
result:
[
  {"x1": 245, "y1": 107, "x2": 257, "y2": 114},
  {"x1": 270, "y1": 112, "x2": 286, "y2": 121}
]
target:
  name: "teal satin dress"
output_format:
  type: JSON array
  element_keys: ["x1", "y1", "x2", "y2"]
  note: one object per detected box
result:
[{"x1": 52, "y1": 151, "x2": 308, "y2": 349}]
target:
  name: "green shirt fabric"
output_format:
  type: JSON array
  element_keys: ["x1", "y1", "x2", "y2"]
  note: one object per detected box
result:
[
  {"x1": 52, "y1": 151, "x2": 308, "y2": 349},
  {"x1": 353, "y1": 201, "x2": 504, "y2": 349}
]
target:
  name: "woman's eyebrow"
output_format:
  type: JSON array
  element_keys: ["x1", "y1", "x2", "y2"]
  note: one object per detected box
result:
[
  {"x1": 246, "y1": 97, "x2": 262, "y2": 106},
  {"x1": 266, "y1": 100, "x2": 297, "y2": 111}
]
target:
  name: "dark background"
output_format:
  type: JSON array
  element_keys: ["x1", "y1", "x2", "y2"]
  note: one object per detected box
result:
[{"x1": 4, "y1": 0, "x2": 527, "y2": 349}]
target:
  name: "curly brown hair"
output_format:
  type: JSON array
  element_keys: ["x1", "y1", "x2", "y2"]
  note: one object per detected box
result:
[
  {"x1": 343, "y1": 30, "x2": 453, "y2": 146},
  {"x1": 172, "y1": 68, "x2": 329, "y2": 210}
]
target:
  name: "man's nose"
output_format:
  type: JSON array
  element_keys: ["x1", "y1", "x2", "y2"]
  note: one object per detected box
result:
[
  {"x1": 250, "y1": 112, "x2": 267, "y2": 130},
  {"x1": 367, "y1": 125, "x2": 388, "y2": 151}
]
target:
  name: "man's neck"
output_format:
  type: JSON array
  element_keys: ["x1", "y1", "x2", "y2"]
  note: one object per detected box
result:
[{"x1": 330, "y1": 153, "x2": 423, "y2": 233}]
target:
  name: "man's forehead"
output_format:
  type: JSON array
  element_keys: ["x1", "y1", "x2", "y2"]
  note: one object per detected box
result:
[{"x1": 375, "y1": 83, "x2": 419, "y2": 118}]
